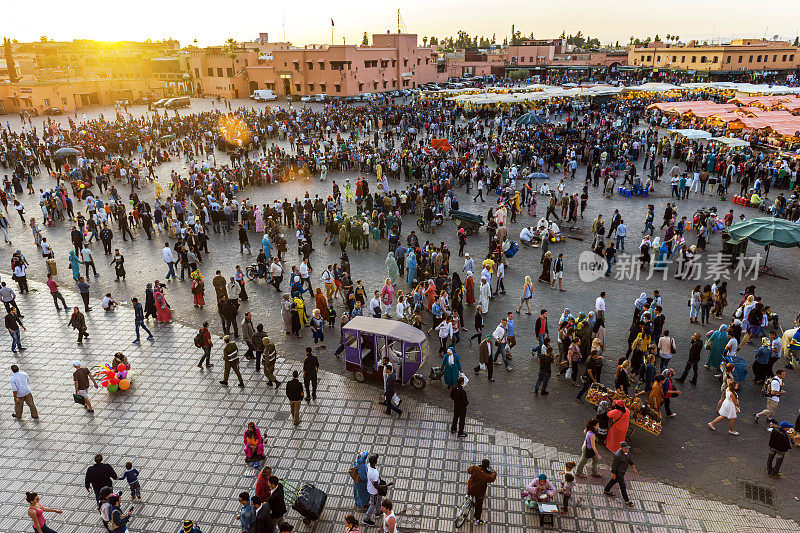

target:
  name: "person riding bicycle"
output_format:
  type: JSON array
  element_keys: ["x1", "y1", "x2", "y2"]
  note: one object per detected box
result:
[{"x1": 467, "y1": 459, "x2": 497, "y2": 525}]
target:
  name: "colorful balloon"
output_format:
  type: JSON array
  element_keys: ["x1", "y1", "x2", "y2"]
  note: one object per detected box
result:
[
  {"x1": 119, "y1": 371, "x2": 127, "y2": 379},
  {"x1": 109, "y1": 377, "x2": 119, "y2": 386},
  {"x1": 117, "y1": 364, "x2": 126, "y2": 372},
  {"x1": 107, "y1": 384, "x2": 118, "y2": 392},
  {"x1": 118, "y1": 379, "x2": 130, "y2": 391}
]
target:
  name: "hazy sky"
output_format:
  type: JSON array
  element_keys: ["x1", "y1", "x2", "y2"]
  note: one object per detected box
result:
[{"x1": 12, "y1": 0, "x2": 800, "y2": 47}]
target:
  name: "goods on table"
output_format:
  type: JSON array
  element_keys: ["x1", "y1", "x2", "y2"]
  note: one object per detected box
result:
[{"x1": 585, "y1": 383, "x2": 662, "y2": 435}]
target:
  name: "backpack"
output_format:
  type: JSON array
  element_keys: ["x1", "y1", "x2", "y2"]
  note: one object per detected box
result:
[
  {"x1": 194, "y1": 330, "x2": 204, "y2": 348},
  {"x1": 761, "y1": 377, "x2": 778, "y2": 397}
]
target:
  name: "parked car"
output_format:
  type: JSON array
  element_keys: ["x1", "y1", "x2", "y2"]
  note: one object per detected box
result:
[
  {"x1": 286, "y1": 94, "x2": 302, "y2": 102},
  {"x1": 300, "y1": 95, "x2": 314, "y2": 102},
  {"x1": 43, "y1": 107, "x2": 63, "y2": 116},
  {"x1": 314, "y1": 93, "x2": 328, "y2": 102},
  {"x1": 251, "y1": 89, "x2": 278, "y2": 102},
  {"x1": 164, "y1": 96, "x2": 191, "y2": 109},
  {"x1": 151, "y1": 98, "x2": 170, "y2": 108}
]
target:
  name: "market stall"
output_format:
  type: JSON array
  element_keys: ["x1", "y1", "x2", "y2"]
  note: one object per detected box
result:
[{"x1": 585, "y1": 383, "x2": 662, "y2": 436}]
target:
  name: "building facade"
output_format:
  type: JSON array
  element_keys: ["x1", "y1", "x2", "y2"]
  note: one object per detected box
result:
[
  {"x1": 628, "y1": 39, "x2": 800, "y2": 76},
  {"x1": 246, "y1": 33, "x2": 438, "y2": 97},
  {"x1": 189, "y1": 48, "x2": 258, "y2": 98}
]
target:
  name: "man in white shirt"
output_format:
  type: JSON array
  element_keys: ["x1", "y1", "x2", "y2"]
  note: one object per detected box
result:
[
  {"x1": 369, "y1": 291, "x2": 382, "y2": 318},
  {"x1": 754, "y1": 369, "x2": 786, "y2": 423},
  {"x1": 162, "y1": 243, "x2": 176, "y2": 279},
  {"x1": 268, "y1": 258, "x2": 284, "y2": 292},
  {"x1": 10, "y1": 364, "x2": 38, "y2": 419},
  {"x1": 463, "y1": 253, "x2": 474, "y2": 275},
  {"x1": 492, "y1": 318, "x2": 511, "y2": 370},
  {"x1": 595, "y1": 292, "x2": 606, "y2": 322},
  {"x1": 363, "y1": 454, "x2": 382, "y2": 526},
  {"x1": 520, "y1": 226, "x2": 534, "y2": 245},
  {"x1": 321, "y1": 265, "x2": 335, "y2": 301},
  {"x1": 615, "y1": 221, "x2": 627, "y2": 252},
  {"x1": 298, "y1": 259, "x2": 312, "y2": 293}
]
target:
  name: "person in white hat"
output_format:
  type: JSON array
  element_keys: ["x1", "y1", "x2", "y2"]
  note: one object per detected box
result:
[{"x1": 73, "y1": 361, "x2": 98, "y2": 413}]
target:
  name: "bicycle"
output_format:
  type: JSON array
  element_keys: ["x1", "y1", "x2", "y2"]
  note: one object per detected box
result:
[{"x1": 454, "y1": 494, "x2": 475, "y2": 528}]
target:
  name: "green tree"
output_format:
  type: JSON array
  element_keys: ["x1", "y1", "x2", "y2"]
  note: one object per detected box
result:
[
  {"x1": 794, "y1": 36, "x2": 799, "y2": 46},
  {"x1": 654, "y1": 34, "x2": 661, "y2": 42},
  {"x1": 3, "y1": 37, "x2": 17, "y2": 83},
  {"x1": 508, "y1": 69, "x2": 528, "y2": 81},
  {"x1": 429, "y1": 36, "x2": 438, "y2": 46},
  {"x1": 223, "y1": 38, "x2": 239, "y2": 57},
  {"x1": 361, "y1": 32, "x2": 369, "y2": 46},
  {"x1": 422, "y1": 36, "x2": 428, "y2": 47},
  {"x1": 491, "y1": 33, "x2": 496, "y2": 44},
  {"x1": 39, "y1": 35, "x2": 49, "y2": 42}
]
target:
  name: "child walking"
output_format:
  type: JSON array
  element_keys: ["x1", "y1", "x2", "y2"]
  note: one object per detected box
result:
[{"x1": 119, "y1": 461, "x2": 142, "y2": 500}]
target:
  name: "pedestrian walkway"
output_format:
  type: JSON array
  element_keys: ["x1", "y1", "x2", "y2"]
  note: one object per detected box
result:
[{"x1": 0, "y1": 278, "x2": 796, "y2": 532}]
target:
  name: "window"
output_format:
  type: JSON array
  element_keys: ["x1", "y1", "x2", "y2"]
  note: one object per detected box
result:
[
  {"x1": 783, "y1": 54, "x2": 787, "y2": 61},
  {"x1": 358, "y1": 82, "x2": 364, "y2": 91},
  {"x1": 700, "y1": 56, "x2": 706, "y2": 63},
  {"x1": 207, "y1": 68, "x2": 213, "y2": 76},
  {"x1": 61, "y1": 98, "x2": 68, "y2": 105},
  {"x1": 226, "y1": 68, "x2": 233, "y2": 77},
  {"x1": 306, "y1": 61, "x2": 313, "y2": 70},
  {"x1": 320, "y1": 84, "x2": 326, "y2": 92},
  {"x1": 194, "y1": 68, "x2": 200, "y2": 77},
  {"x1": 726, "y1": 56, "x2": 731, "y2": 63},
  {"x1": 403, "y1": 59, "x2": 408, "y2": 66},
  {"x1": 308, "y1": 84, "x2": 314, "y2": 92},
  {"x1": 791, "y1": 55, "x2": 795, "y2": 61},
  {"x1": 402, "y1": 79, "x2": 409, "y2": 86},
  {"x1": 756, "y1": 54, "x2": 762, "y2": 62},
  {"x1": 364, "y1": 60, "x2": 378, "y2": 68},
  {"x1": 217, "y1": 68, "x2": 223, "y2": 77},
  {"x1": 691, "y1": 56, "x2": 696, "y2": 63},
  {"x1": 344, "y1": 331, "x2": 357, "y2": 349},
  {"x1": 334, "y1": 84, "x2": 341, "y2": 93},
  {"x1": 373, "y1": 81, "x2": 378, "y2": 90},
  {"x1": 319, "y1": 61, "x2": 325, "y2": 70},
  {"x1": 383, "y1": 81, "x2": 387, "y2": 88},
  {"x1": 404, "y1": 343, "x2": 420, "y2": 363},
  {"x1": 656, "y1": 55, "x2": 661, "y2": 62},
  {"x1": 713, "y1": 56, "x2": 718, "y2": 63},
  {"x1": 681, "y1": 56, "x2": 685, "y2": 63},
  {"x1": 294, "y1": 83, "x2": 301, "y2": 91},
  {"x1": 773, "y1": 54, "x2": 777, "y2": 62},
  {"x1": 44, "y1": 99, "x2": 50, "y2": 106},
  {"x1": 392, "y1": 80, "x2": 396, "y2": 87},
  {"x1": 380, "y1": 60, "x2": 388, "y2": 68},
  {"x1": 391, "y1": 60, "x2": 396, "y2": 67},
  {"x1": 646, "y1": 55, "x2": 651, "y2": 61},
  {"x1": 738, "y1": 55, "x2": 743, "y2": 63}
]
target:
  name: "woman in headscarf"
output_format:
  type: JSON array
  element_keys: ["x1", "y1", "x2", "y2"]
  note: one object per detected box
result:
[
  {"x1": 439, "y1": 347, "x2": 462, "y2": 389},
  {"x1": 464, "y1": 271, "x2": 475, "y2": 307},
  {"x1": 315, "y1": 288, "x2": 330, "y2": 323},
  {"x1": 243, "y1": 422, "x2": 264, "y2": 463},
  {"x1": 539, "y1": 251, "x2": 551, "y2": 282},
  {"x1": 254, "y1": 206, "x2": 265, "y2": 233},
  {"x1": 425, "y1": 280, "x2": 437, "y2": 310},
  {"x1": 406, "y1": 250, "x2": 417, "y2": 285},
  {"x1": 144, "y1": 283, "x2": 157, "y2": 320},
  {"x1": 633, "y1": 292, "x2": 648, "y2": 324},
  {"x1": 351, "y1": 451, "x2": 370, "y2": 509},
  {"x1": 605, "y1": 399, "x2": 631, "y2": 453},
  {"x1": 254, "y1": 465, "x2": 273, "y2": 503},
  {"x1": 281, "y1": 294, "x2": 292, "y2": 334},
  {"x1": 69, "y1": 249, "x2": 82, "y2": 280},
  {"x1": 753, "y1": 337, "x2": 772, "y2": 383},
  {"x1": 153, "y1": 284, "x2": 172, "y2": 323},
  {"x1": 385, "y1": 251, "x2": 399, "y2": 285},
  {"x1": 705, "y1": 324, "x2": 729, "y2": 370},
  {"x1": 528, "y1": 191, "x2": 537, "y2": 217},
  {"x1": 190, "y1": 270, "x2": 205, "y2": 308},
  {"x1": 639, "y1": 235, "x2": 651, "y2": 270}
]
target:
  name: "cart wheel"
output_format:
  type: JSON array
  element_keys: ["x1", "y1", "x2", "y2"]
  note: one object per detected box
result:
[
  {"x1": 353, "y1": 370, "x2": 366, "y2": 383},
  {"x1": 466, "y1": 228, "x2": 474, "y2": 236},
  {"x1": 416, "y1": 218, "x2": 424, "y2": 228},
  {"x1": 245, "y1": 267, "x2": 258, "y2": 281},
  {"x1": 411, "y1": 374, "x2": 426, "y2": 390}
]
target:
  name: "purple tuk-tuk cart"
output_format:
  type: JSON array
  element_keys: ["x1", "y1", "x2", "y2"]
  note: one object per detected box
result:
[{"x1": 342, "y1": 316, "x2": 430, "y2": 389}]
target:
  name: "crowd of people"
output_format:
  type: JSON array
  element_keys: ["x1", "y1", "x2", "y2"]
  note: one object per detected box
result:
[{"x1": 5, "y1": 84, "x2": 800, "y2": 531}]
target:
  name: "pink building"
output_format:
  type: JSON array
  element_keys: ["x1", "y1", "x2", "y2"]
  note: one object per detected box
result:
[
  {"x1": 441, "y1": 50, "x2": 506, "y2": 80},
  {"x1": 506, "y1": 39, "x2": 566, "y2": 66},
  {"x1": 247, "y1": 33, "x2": 438, "y2": 97}
]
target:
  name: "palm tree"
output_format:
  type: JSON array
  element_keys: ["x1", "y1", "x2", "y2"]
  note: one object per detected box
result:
[{"x1": 223, "y1": 38, "x2": 238, "y2": 57}]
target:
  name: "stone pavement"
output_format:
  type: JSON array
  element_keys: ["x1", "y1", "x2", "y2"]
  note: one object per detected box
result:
[
  {"x1": 0, "y1": 278, "x2": 798, "y2": 533},
  {"x1": 4, "y1": 99, "x2": 800, "y2": 520}
]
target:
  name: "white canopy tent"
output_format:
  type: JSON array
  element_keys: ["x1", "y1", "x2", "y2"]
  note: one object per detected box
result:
[{"x1": 669, "y1": 128, "x2": 713, "y2": 140}]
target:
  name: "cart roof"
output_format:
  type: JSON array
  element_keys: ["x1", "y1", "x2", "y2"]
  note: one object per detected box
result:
[{"x1": 342, "y1": 316, "x2": 427, "y2": 343}]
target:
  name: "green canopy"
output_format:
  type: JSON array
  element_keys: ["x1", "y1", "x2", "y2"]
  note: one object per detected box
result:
[
  {"x1": 727, "y1": 217, "x2": 800, "y2": 248},
  {"x1": 515, "y1": 112, "x2": 546, "y2": 126}
]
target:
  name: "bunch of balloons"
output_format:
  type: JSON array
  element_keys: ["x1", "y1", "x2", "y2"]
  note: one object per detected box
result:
[{"x1": 99, "y1": 363, "x2": 131, "y2": 392}]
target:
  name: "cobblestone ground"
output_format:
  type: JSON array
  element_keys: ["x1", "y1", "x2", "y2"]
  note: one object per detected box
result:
[
  {"x1": 3, "y1": 99, "x2": 800, "y2": 524},
  {"x1": 0, "y1": 279, "x2": 798, "y2": 533}
]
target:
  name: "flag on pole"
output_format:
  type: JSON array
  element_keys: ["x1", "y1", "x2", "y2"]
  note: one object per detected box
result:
[{"x1": 331, "y1": 18, "x2": 334, "y2": 27}]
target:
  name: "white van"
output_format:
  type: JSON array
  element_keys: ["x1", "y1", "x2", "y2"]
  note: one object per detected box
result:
[{"x1": 251, "y1": 89, "x2": 278, "y2": 102}]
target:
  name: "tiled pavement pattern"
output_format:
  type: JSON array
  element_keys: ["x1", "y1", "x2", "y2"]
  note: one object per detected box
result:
[{"x1": 0, "y1": 280, "x2": 797, "y2": 533}]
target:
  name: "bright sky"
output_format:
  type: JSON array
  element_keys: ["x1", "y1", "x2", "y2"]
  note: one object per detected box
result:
[{"x1": 13, "y1": 0, "x2": 800, "y2": 47}]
